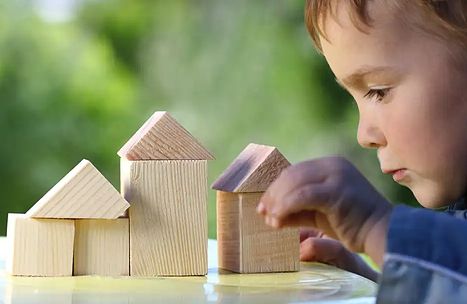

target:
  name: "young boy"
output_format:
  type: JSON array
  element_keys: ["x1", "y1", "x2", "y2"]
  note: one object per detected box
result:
[{"x1": 257, "y1": 0, "x2": 467, "y2": 302}]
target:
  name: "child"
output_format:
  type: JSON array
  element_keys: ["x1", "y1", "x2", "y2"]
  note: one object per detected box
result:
[{"x1": 257, "y1": 0, "x2": 467, "y2": 302}]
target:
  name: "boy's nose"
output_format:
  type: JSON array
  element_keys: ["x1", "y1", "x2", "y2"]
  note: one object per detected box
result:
[{"x1": 357, "y1": 117, "x2": 386, "y2": 149}]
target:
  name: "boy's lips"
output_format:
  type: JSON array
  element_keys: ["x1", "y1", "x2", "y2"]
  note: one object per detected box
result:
[{"x1": 382, "y1": 168, "x2": 407, "y2": 182}]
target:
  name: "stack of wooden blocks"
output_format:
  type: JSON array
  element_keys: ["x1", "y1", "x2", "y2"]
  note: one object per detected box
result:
[
  {"x1": 6, "y1": 112, "x2": 299, "y2": 277},
  {"x1": 6, "y1": 111, "x2": 214, "y2": 277},
  {"x1": 118, "y1": 111, "x2": 214, "y2": 276},
  {"x1": 7, "y1": 159, "x2": 131, "y2": 276}
]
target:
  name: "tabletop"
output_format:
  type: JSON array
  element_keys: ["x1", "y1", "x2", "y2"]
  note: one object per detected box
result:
[{"x1": 0, "y1": 237, "x2": 376, "y2": 304}]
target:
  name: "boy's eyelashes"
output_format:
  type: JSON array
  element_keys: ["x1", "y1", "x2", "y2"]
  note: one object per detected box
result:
[{"x1": 363, "y1": 87, "x2": 391, "y2": 102}]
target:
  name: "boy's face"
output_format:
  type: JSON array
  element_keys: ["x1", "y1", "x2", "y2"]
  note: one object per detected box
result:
[{"x1": 319, "y1": 1, "x2": 467, "y2": 207}]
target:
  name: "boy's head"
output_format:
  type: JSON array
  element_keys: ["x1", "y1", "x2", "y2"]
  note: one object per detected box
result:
[{"x1": 305, "y1": 0, "x2": 467, "y2": 208}]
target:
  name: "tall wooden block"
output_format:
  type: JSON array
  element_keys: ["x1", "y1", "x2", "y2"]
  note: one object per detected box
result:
[
  {"x1": 26, "y1": 159, "x2": 130, "y2": 219},
  {"x1": 6, "y1": 213, "x2": 75, "y2": 276},
  {"x1": 73, "y1": 218, "x2": 129, "y2": 276},
  {"x1": 217, "y1": 192, "x2": 299, "y2": 273},
  {"x1": 213, "y1": 143, "x2": 299, "y2": 273},
  {"x1": 121, "y1": 159, "x2": 208, "y2": 276}
]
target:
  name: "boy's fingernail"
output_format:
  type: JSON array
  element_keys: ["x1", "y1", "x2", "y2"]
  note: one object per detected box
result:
[
  {"x1": 256, "y1": 202, "x2": 266, "y2": 214},
  {"x1": 271, "y1": 217, "x2": 280, "y2": 228}
]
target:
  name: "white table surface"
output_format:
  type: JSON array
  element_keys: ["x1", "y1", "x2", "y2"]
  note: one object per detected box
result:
[{"x1": 0, "y1": 237, "x2": 376, "y2": 304}]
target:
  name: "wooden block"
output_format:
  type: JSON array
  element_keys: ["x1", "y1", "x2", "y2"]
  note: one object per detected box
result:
[
  {"x1": 240, "y1": 192, "x2": 300, "y2": 273},
  {"x1": 26, "y1": 159, "x2": 130, "y2": 219},
  {"x1": 73, "y1": 218, "x2": 129, "y2": 276},
  {"x1": 6, "y1": 213, "x2": 75, "y2": 276},
  {"x1": 118, "y1": 111, "x2": 214, "y2": 161},
  {"x1": 212, "y1": 143, "x2": 290, "y2": 193},
  {"x1": 216, "y1": 191, "x2": 240, "y2": 272},
  {"x1": 214, "y1": 143, "x2": 297, "y2": 273},
  {"x1": 217, "y1": 192, "x2": 300, "y2": 273},
  {"x1": 121, "y1": 159, "x2": 208, "y2": 276}
]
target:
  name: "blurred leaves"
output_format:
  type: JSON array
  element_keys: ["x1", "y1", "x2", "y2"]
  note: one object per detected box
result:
[{"x1": 0, "y1": 0, "x2": 415, "y2": 237}]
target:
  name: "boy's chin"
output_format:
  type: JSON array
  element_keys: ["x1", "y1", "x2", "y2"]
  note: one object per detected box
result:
[{"x1": 410, "y1": 185, "x2": 453, "y2": 209}]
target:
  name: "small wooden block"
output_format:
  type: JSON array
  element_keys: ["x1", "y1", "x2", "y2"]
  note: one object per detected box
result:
[
  {"x1": 212, "y1": 143, "x2": 290, "y2": 193},
  {"x1": 121, "y1": 159, "x2": 208, "y2": 276},
  {"x1": 73, "y1": 218, "x2": 129, "y2": 276},
  {"x1": 26, "y1": 159, "x2": 130, "y2": 219},
  {"x1": 6, "y1": 213, "x2": 75, "y2": 276},
  {"x1": 217, "y1": 192, "x2": 300, "y2": 273},
  {"x1": 118, "y1": 111, "x2": 214, "y2": 161}
]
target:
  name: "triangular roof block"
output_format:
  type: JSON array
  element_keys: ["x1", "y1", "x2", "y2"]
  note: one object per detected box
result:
[
  {"x1": 212, "y1": 143, "x2": 290, "y2": 193},
  {"x1": 26, "y1": 160, "x2": 130, "y2": 219},
  {"x1": 117, "y1": 111, "x2": 214, "y2": 160}
]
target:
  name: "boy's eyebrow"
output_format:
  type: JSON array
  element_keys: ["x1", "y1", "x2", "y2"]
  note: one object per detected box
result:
[{"x1": 336, "y1": 66, "x2": 396, "y2": 90}]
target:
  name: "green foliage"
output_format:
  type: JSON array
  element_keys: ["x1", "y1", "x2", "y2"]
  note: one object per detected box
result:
[{"x1": 0, "y1": 0, "x2": 416, "y2": 237}]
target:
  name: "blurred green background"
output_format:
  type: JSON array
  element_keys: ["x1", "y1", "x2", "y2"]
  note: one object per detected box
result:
[{"x1": 0, "y1": 0, "x2": 414, "y2": 238}]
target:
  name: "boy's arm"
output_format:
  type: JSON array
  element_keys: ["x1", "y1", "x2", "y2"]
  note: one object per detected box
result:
[
  {"x1": 364, "y1": 209, "x2": 390, "y2": 266},
  {"x1": 377, "y1": 205, "x2": 467, "y2": 302}
]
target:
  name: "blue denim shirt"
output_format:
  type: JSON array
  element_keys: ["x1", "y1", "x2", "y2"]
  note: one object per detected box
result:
[{"x1": 377, "y1": 197, "x2": 467, "y2": 303}]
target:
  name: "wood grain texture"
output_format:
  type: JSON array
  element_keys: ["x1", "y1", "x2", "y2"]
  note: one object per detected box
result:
[
  {"x1": 6, "y1": 213, "x2": 75, "y2": 276},
  {"x1": 26, "y1": 159, "x2": 130, "y2": 219},
  {"x1": 240, "y1": 193, "x2": 299, "y2": 273},
  {"x1": 121, "y1": 159, "x2": 208, "y2": 276},
  {"x1": 73, "y1": 218, "x2": 129, "y2": 276},
  {"x1": 211, "y1": 143, "x2": 290, "y2": 193},
  {"x1": 216, "y1": 192, "x2": 299, "y2": 273},
  {"x1": 117, "y1": 111, "x2": 214, "y2": 161},
  {"x1": 216, "y1": 191, "x2": 240, "y2": 272}
]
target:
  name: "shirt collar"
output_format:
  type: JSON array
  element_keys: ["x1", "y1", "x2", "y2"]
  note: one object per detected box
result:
[{"x1": 446, "y1": 196, "x2": 467, "y2": 212}]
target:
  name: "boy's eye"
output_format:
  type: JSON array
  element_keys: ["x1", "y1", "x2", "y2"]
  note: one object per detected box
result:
[{"x1": 363, "y1": 88, "x2": 390, "y2": 102}]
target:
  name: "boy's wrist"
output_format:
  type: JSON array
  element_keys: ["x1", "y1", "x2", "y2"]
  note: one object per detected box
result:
[
  {"x1": 355, "y1": 255, "x2": 379, "y2": 282},
  {"x1": 363, "y1": 206, "x2": 392, "y2": 267}
]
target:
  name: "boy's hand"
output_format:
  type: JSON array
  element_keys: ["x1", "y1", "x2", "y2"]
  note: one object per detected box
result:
[
  {"x1": 257, "y1": 156, "x2": 392, "y2": 265},
  {"x1": 300, "y1": 228, "x2": 378, "y2": 282}
]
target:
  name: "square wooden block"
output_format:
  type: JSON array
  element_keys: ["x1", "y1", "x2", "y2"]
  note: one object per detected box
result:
[
  {"x1": 6, "y1": 213, "x2": 74, "y2": 276},
  {"x1": 74, "y1": 218, "x2": 129, "y2": 276}
]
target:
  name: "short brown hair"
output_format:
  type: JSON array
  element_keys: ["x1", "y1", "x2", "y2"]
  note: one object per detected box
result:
[{"x1": 305, "y1": 0, "x2": 467, "y2": 53}]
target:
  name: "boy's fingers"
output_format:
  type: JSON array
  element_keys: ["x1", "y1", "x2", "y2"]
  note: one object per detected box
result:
[
  {"x1": 270, "y1": 210, "x2": 317, "y2": 228},
  {"x1": 267, "y1": 184, "x2": 331, "y2": 219},
  {"x1": 299, "y1": 227, "x2": 324, "y2": 242},
  {"x1": 269, "y1": 210, "x2": 338, "y2": 239},
  {"x1": 300, "y1": 237, "x2": 344, "y2": 263},
  {"x1": 261, "y1": 161, "x2": 327, "y2": 209},
  {"x1": 256, "y1": 201, "x2": 266, "y2": 214},
  {"x1": 271, "y1": 162, "x2": 326, "y2": 194}
]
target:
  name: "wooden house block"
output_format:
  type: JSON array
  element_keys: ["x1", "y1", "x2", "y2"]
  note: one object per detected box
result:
[
  {"x1": 117, "y1": 111, "x2": 214, "y2": 161},
  {"x1": 26, "y1": 159, "x2": 130, "y2": 219},
  {"x1": 213, "y1": 143, "x2": 299, "y2": 273},
  {"x1": 73, "y1": 218, "x2": 129, "y2": 276},
  {"x1": 6, "y1": 213, "x2": 75, "y2": 276},
  {"x1": 121, "y1": 159, "x2": 208, "y2": 276}
]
